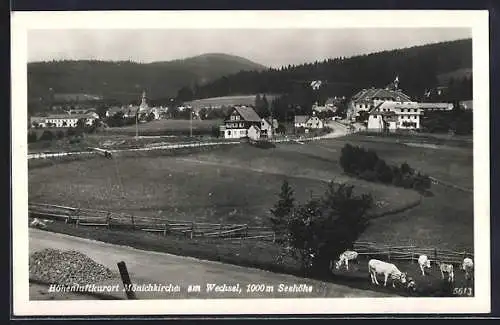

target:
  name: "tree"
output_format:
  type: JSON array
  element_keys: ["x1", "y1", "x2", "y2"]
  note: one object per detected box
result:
[
  {"x1": 39, "y1": 130, "x2": 54, "y2": 141},
  {"x1": 76, "y1": 118, "x2": 87, "y2": 129},
  {"x1": 28, "y1": 131, "x2": 38, "y2": 143},
  {"x1": 285, "y1": 182, "x2": 372, "y2": 276},
  {"x1": 96, "y1": 104, "x2": 108, "y2": 119},
  {"x1": 55, "y1": 130, "x2": 65, "y2": 139},
  {"x1": 269, "y1": 180, "x2": 295, "y2": 242}
]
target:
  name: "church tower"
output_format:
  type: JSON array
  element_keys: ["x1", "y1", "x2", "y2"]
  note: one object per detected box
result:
[{"x1": 139, "y1": 90, "x2": 149, "y2": 112}]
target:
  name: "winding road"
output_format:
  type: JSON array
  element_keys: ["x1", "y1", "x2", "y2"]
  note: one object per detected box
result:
[{"x1": 29, "y1": 228, "x2": 395, "y2": 300}]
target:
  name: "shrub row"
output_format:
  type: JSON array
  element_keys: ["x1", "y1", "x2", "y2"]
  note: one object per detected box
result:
[{"x1": 340, "y1": 144, "x2": 431, "y2": 193}]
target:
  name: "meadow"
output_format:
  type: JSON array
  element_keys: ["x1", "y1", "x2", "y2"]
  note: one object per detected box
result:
[
  {"x1": 29, "y1": 133, "x2": 474, "y2": 295},
  {"x1": 104, "y1": 119, "x2": 222, "y2": 136}
]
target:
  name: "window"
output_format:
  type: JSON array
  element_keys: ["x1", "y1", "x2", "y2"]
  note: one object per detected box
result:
[{"x1": 227, "y1": 130, "x2": 231, "y2": 135}]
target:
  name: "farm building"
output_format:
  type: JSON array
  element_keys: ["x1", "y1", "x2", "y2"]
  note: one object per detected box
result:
[{"x1": 220, "y1": 106, "x2": 262, "y2": 139}]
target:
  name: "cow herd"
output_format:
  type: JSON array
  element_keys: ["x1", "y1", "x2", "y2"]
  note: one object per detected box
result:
[{"x1": 326, "y1": 250, "x2": 474, "y2": 293}]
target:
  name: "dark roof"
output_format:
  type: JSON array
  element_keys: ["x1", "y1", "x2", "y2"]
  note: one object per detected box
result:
[
  {"x1": 294, "y1": 115, "x2": 309, "y2": 124},
  {"x1": 351, "y1": 88, "x2": 411, "y2": 103},
  {"x1": 233, "y1": 106, "x2": 261, "y2": 122}
]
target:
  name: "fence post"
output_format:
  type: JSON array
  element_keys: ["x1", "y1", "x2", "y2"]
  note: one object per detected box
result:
[
  {"x1": 245, "y1": 225, "x2": 248, "y2": 238},
  {"x1": 411, "y1": 247, "x2": 414, "y2": 263},
  {"x1": 163, "y1": 223, "x2": 168, "y2": 237},
  {"x1": 117, "y1": 261, "x2": 136, "y2": 300},
  {"x1": 434, "y1": 248, "x2": 438, "y2": 261},
  {"x1": 219, "y1": 224, "x2": 223, "y2": 238},
  {"x1": 130, "y1": 214, "x2": 135, "y2": 229},
  {"x1": 388, "y1": 247, "x2": 391, "y2": 261},
  {"x1": 190, "y1": 222, "x2": 194, "y2": 239},
  {"x1": 106, "y1": 212, "x2": 111, "y2": 229},
  {"x1": 462, "y1": 251, "x2": 466, "y2": 261}
]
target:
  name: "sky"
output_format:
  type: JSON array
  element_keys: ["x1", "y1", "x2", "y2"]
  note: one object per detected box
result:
[{"x1": 28, "y1": 28, "x2": 471, "y2": 68}]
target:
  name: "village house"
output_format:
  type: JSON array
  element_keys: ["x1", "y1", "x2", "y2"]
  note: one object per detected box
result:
[
  {"x1": 41, "y1": 113, "x2": 98, "y2": 128},
  {"x1": 367, "y1": 100, "x2": 453, "y2": 132},
  {"x1": 459, "y1": 100, "x2": 473, "y2": 111},
  {"x1": 260, "y1": 118, "x2": 279, "y2": 138},
  {"x1": 220, "y1": 106, "x2": 262, "y2": 139},
  {"x1": 247, "y1": 125, "x2": 262, "y2": 140},
  {"x1": 347, "y1": 87, "x2": 412, "y2": 121},
  {"x1": 294, "y1": 115, "x2": 309, "y2": 128}
]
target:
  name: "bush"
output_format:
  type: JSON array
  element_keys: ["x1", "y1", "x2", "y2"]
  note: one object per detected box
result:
[
  {"x1": 56, "y1": 130, "x2": 65, "y2": 139},
  {"x1": 39, "y1": 130, "x2": 54, "y2": 141},
  {"x1": 28, "y1": 131, "x2": 38, "y2": 143},
  {"x1": 340, "y1": 144, "x2": 431, "y2": 193}
]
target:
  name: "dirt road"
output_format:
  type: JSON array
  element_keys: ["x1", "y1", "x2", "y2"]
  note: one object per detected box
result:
[{"x1": 29, "y1": 228, "x2": 396, "y2": 300}]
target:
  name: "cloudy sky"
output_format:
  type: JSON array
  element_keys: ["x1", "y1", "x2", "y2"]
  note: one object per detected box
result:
[{"x1": 28, "y1": 28, "x2": 471, "y2": 68}]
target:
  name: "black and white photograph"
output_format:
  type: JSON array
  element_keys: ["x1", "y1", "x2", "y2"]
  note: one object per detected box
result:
[{"x1": 11, "y1": 10, "x2": 490, "y2": 316}]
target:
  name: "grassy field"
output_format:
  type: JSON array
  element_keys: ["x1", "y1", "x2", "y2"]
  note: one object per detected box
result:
[
  {"x1": 28, "y1": 131, "x2": 474, "y2": 295},
  {"x1": 104, "y1": 119, "x2": 222, "y2": 136},
  {"x1": 27, "y1": 132, "x2": 221, "y2": 154},
  {"x1": 185, "y1": 95, "x2": 279, "y2": 109},
  {"x1": 29, "y1": 144, "x2": 420, "y2": 226}
]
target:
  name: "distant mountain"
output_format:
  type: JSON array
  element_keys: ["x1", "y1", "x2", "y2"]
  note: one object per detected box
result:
[{"x1": 27, "y1": 53, "x2": 268, "y2": 108}]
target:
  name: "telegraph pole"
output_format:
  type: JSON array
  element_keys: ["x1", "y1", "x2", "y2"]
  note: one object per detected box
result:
[{"x1": 190, "y1": 109, "x2": 193, "y2": 137}]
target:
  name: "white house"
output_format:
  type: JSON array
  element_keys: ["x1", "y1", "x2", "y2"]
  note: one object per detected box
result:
[
  {"x1": 260, "y1": 118, "x2": 278, "y2": 137},
  {"x1": 221, "y1": 106, "x2": 262, "y2": 139},
  {"x1": 348, "y1": 87, "x2": 412, "y2": 121},
  {"x1": 294, "y1": 115, "x2": 309, "y2": 128},
  {"x1": 367, "y1": 101, "x2": 427, "y2": 132},
  {"x1": 304, "y1": 115, "x2": 324, "y2": 129},
  {"x1": 44, "y1": 113, "x2": 97, "y2": 128},
  {"x1": 248, "y1": 125, "x2": 262, "y2": 140}
]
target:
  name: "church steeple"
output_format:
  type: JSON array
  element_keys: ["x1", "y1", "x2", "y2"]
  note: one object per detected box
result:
[{"x1": 139, "y1": 90, "x2": 148, "y2": 111}]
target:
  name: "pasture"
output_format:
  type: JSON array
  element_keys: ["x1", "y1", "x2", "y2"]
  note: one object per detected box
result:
[
  {"x1": 29, "y1": 132, "x2": 473, "y2": 252},
  {"x1": 104, "y1": 119, "x2": 222, "y2": 136},
  {"x1": 185, "y1": 95, "x2": 279, "y2": 110},
  {"x1": 28, "y1": 132, "x2": 474, "y2": 296},
  {"x1": 28, "y1": 144, "x2": 419, "y2": 227}
]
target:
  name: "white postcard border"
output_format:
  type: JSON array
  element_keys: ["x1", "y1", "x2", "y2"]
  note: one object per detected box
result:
[{"x1": 11, "y1": 10, "x2": 491, "y2": 316}]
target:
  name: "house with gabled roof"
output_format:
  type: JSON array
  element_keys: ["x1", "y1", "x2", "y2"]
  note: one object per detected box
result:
[
  {"x1": 294, "y1": 115, "x2": 309, "y2": 128},
  {"x1": 348, "y1": 87, "x2": 412, "y2": 121},
  {"x1": 220, "y1": 106, "x2": 262, "y2": 139},
  {"x1": 260, "y1": 118, "x2": 278, "y2": 138}
]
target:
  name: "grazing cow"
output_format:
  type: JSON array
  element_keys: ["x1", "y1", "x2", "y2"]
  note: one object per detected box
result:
[
  {"x1": 332, "y1": 250, "x2": 359, "y2": 271},
  {"x1": 417, "y1": 255, "x2": 431, "y2": 276},
  {"x1": 368, "y1": 259, "x2": 407, "y2": 288},
  {"x1": 438, "y1": 262, "x2": 455, "y2": 282},
  {"x1": 462, "y1": 258, "x2": 474, "y2": 280}
]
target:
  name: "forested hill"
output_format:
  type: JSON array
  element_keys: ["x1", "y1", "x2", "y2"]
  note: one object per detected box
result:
[
  {"x1": 180, "y1": 38, "x2": 472, "y2": 102},
  {"x1": 27, "y1": 53, "x2": 267, "y2": 106}
]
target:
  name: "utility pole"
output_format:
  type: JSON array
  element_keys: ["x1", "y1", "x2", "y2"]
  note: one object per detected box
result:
[
  {"x1": 135, "y1": 109, "x2": 139, "y2": 140},
  {"x1": 190, "y1": 109, "x2": 193, "y2": 137}
]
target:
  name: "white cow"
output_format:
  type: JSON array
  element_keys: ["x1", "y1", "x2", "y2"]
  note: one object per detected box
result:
[
  {"x1": 368, "y1": 259, "x2": 407, "y2": 288},
  {"x1": 462, "y1": 258, "x2": 474, "y2": 280},
  {"x1": 332, "y1": 250, "x2": 359, "y2": 271},
  {"x1": 438, "y1": 262, "x2": 454, "y2": 282},
  {"x1": 417, "y1": 255, "x2": 431, "y2": 276}
]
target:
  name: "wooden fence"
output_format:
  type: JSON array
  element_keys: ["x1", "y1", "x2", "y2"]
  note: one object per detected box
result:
[
  {"x1": 28, "y1": 202, "x2": 272, "y2": 240},
  {"x1": 28, "y1": 203, "x2": 473, "y2": 264},
  {"x1": 353, "y1": 241, "x2": 473, "y2": 266}
]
